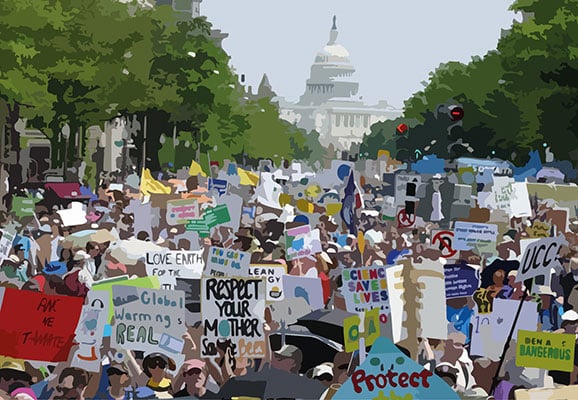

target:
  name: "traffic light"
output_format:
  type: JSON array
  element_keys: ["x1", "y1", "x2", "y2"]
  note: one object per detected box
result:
[{"x1": 448, "y1": 105, "x2": 464, "y2": 122}]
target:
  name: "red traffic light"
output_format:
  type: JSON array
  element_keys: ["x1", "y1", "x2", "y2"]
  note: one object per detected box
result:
[
  {"x1": 396, "y1": 123, "x2": 409, "y2": 135},
  {"x1": 448, "y1": 106, "x2": 464, "y2": 121}
]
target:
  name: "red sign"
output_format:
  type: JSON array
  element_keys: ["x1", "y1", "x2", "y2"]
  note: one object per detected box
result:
[
  {"x1": 432, "y1": 230, "x2": 457, "y2": 258},
  {"x1": 0, "y1": 288, "x2": 84, "y2": 361},
  {"x1": 397, "y1": 209, "x2": 416, "y2": 228}
]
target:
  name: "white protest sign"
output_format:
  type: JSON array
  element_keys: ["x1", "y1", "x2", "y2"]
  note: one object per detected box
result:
[
  {"x1": 340, "y1": 265, "x2": 390, "y2": 315},
  {"x1": 282, "y1": 274, "x2": 325, "y2": 310},
  {"x1": 0, "y1": 228, "x2": 16, "y2": 263},
  {"x1": 166, "y1": 198, "x2": 200, "y2": 225},
  {"x1": 395, "y1": 174, "x2": 421, "y2": 206},
  {"x1": 413, "y1": 258, "x2": 448, "y2": 340},
  {"x1": 470, "y1": 298, "x2": 538, "y2": 360},
  {"x1": 516, "y1": 235, "x2": 567, "y2": 283},
  {"x1": 145, "y1": 250, "x2": 205, "y2": 290},
  {"x1": 57, "y1": 202, "x2": 87, "y2": 227},
  {"x1": 453, "y1": 222, "x2": 498, "y2": 253},
  {"x1": 386, "y1": 265, "x2": 405, "y2": 343},
  {"x1": 71, "y1": 291, "x2": 110, "y2": 372},
  {"x1": 285, "y1": 225, "x2": 322, "y2": 261},
  {"x1": 112, "y1": 287, "x2": 185, "y2": 358},
  {"x1": 201, "y1": 277, "x2": 266, "y2": 359},
  {"x1": 205, "y1": 247, "x2": 250, "y2": 277},
  {"x1": 248, "y1": 264, "x2": 286, "y2": 301}
]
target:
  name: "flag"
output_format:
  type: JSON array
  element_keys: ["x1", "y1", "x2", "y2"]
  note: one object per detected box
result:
[
  {"x1": 140, "y1": 168, "x2": 171, "y2": 196},
  {"x1": 340, "y1": 170, "x2": 362, "y2": 235},
  {"x1": 189, "y1": 160, "x2": 207, "y2": 177},
  {"x1": 237, "y1": 167, "x2": 259, "y2": 186}
]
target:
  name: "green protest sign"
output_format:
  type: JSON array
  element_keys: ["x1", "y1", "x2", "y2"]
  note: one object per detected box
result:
[
  {"x1": 12, "y1": 196, "x2": 37, "y2": 218},
  {"x1": 516, "y1": 330, "x2": 575, "y2": 372}
]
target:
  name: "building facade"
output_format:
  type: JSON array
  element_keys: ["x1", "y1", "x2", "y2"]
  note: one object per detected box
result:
[{"x1": 277, "y1": 16, "x2": 402, "y2": 151}]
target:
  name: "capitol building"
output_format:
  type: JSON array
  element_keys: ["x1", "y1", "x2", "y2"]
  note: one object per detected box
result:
[{"x1": 276, "y1": 16, "x2": 402, "y2": 150}]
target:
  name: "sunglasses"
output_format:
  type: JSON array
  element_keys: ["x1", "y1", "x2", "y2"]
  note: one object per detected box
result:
[{"x1": 184, "y1": 368, "x2": 202, "y2": 376}]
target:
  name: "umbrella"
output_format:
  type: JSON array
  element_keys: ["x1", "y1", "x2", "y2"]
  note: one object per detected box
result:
[
  {"x1": 216, "y1": 365, "x2": 326, "y2": 399},
  {"x1": 105, "y1": 239, "x2": 163, "y2": 265},
  {"x1": 293, "y1": 309, "x2": 356, "y2": 345}
]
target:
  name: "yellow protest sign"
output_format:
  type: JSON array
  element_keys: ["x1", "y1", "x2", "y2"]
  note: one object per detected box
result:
[
  {"x1": 343, "y1": 308, "x2": 380, "y2": 353},
  {"x1": 516, "y1": 330, "x2": 575, "y2": 372}
]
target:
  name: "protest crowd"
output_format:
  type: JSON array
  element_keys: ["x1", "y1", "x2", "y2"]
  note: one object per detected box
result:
[{"x1": 1, "y1": 151, "x2": 578, "y2": 400}]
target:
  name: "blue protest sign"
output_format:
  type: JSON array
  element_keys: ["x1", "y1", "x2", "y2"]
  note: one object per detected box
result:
[{"x1": 444, "y1": 263, "x2": 480, "y2": 299}]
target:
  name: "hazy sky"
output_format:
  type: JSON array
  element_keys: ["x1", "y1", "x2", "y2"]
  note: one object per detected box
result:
[{"x1": 203, "y1": 1, "x2": 519, "y2": 109}]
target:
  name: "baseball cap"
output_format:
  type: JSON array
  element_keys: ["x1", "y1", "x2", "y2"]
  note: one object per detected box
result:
[
  {"x1": 0, "y1": 356, "x2": 26, "y2": 372},
  {"x1": 183, "y1": 359, "x2": 205, "y2": 374}
]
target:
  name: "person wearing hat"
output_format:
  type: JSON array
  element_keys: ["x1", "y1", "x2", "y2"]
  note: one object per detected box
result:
[
  {"x1": 172, "y1": 359, "x2": 216, "y2": 398},
  {"x1": 0, "y1": 356, "x2": 31, "y2": 395},
  {"x1": 271, "y1": 344, "x2": 303, "y2": 375},
  {"x1": 305, "y1": 362, "x2": 334, "y2": 388},
  {"x1": 142, "y1": 353, "x2": 176, "y2": 395},
  {"x1": 551, "y1": 310, "x2": 578, "y2": 385}
]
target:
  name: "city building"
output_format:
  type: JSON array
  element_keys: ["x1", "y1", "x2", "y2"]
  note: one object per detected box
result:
[{"x1": 276, "y1": 16, "x2": 402, "y2": 151}]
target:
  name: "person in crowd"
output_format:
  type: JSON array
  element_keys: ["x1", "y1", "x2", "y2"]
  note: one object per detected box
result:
[
  {"x1": 142, "y1": 353, "x2": 175, "y2": 395},
  {"x1": 0, "y1": 357, "x2": 32, "y2": 395},
  {"x1": 172, "y1": 360, "x2": 217, "y2": 399},
  {"x1": 49, "y1": 368, "x2": 89, "y2": 400},
  {"x1": 270, "y1": 345, "x2": 303, "y2": 374}
]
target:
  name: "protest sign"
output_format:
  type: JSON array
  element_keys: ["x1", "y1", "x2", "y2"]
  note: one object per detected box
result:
[
  {"x1": 285, "y1": 225, "x2": 322, "y2": 261},
  {"x1": 333, "y1": 337, "x2": 459, "y2": 400},
  {"x1": 176, "y1": 278, "x2": 202, "y2": 325},
  {"x1": 516, "y1": 235, "x2": 567, "y2": 283},
  {"x1": 145, "y1": 249, "x2": 204, "y2": 290},
  {"x1": 412, "y1": 259, "x2": 448, "y2": 340},
  {"x1": 341, "y1": 265, "x2": 390, "y2": 316},
  {"x1": 201, "y1": 277, "x2": 266, "y2": 359},
  {"x1": 248, "y1": 264, "x2": 286, "y2": 301},
  {"x1": 92, "y1": 275, "x2": 160, "y2": 323},
  {"x1": 386, "y1": 265, "x2": 405, "y2": 343},
  {"x1": 205, "y1": 246, "x2": 250, "y2": 277},
  {"x1": 11, "y1": 196, "x2": 37, "y2": 218},
  {"x1": 394, "y1": 174, "x2": 421, "y2": 206},
  {"x1": 166, "y1": 198, "x2": 200, "y2": 225},
  {"x1": 516, "y1": 330, "x2": 575, "y2": 372},
  {"x1": 514, "y1": 385, "x2": 578, "y2": 400},
  {"x1": 444, "y1": 263, "x2": 480, "y2": 299},
  {"x1": 71, "y1": 291, "x2": 110, "y2": 372},
  {"x1": 208, "y1": 178, "x2": 228, "y2": 196},
  {"x1": 527, "y1": 220, "x2": 551, "y2": 238},
  {"x1": 431, "y1": 230, "x2": 457, "y2": 259},
  {"x1": 0, "y1": 288, "x2": 83, "y2": 362},
  {"x1": 453, "y1": 222, "x2": 498, "y2": 253},
  {"x1": 220, "y1": 194, "x2": 243, "y2": 233},
  {"x1": 112, "y1": 287, "x2": 185, "y2": 357},
  {"x1": 470, "y1": 298, "x2": 538, "y2": 360},
  {"x1": 0, "y1": 228, "x2": 16, "y2": 263},
  {"x1": 204, "y1": 204, "x2": 231, "y2": 228},
  {"x1": 343, "y1": 308, "x2": 380, "y2": 352},
  {"x1": 283, "y1": 274, "x2": 325, "y2": 310}
]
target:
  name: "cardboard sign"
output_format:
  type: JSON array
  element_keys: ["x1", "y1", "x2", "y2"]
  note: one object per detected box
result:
[
  {"x1": 386, "y1": 265, "x2": 405, "y2": 343},
  {"x1": 92, "y1": 275, "x2": 160, "y2": 323},
  {"x1": 341, "y1": 266, "x2": 390, "y2": 316},
  {"x1": 0, "y1": 288, "x2": 84, "y2": 362},
  {"x1": 201, "y1": 277, "x2": 266, "y2": 359},
  {"x1": 145, "y1": 250, "x2": 205, "y2": 290},
  {"x1": 248, "y1": 264, "x2": 286, "y2": 301},
  {"x1": 166, "y1": 198, "x2": 200, "y2": 225},
  {"x1": 453, "y1": 222, "x2": 498, "y2": 253},
  {"x1": 516, "y1": 330, "x2": 575, "y2": 372},
  {"x1": 333, "y1": 337, "x2": 459, "y2": 400},
  {"x1": 343, "y1": 308, "x2": 380, "y2": 352},
  {"x1": 205, "y1": 247, "x2": 250, "y2": 277},
  {"x1": 282, "y1": 274, "x2": 325, "y2": 310},
  {"x1": 444, "y1": 263, "x2": 480, "y2": 299},
  {"x1": 0, "y1": 228, "x2": 16, "y2": 263},
  {"x1": 516, "y1": 235, "x2": 567, "y2": 283},
  {"x1": 470, "y1": 298, "x2": 538, "y2": 360},
  {"x1": 71, "y1": 291, "x2": 110, "y2": 372},
  {"x1": 285, "y1": 225, "x2": 322, "y2": 261},
  {"x1": 112, "y1": 287, "x2": 185, "y2": 356},
  {"x1": 412, "y1": 259, "x2": 448, "y2": 340}
]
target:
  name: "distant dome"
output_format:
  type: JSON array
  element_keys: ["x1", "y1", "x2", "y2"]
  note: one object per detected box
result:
[{"x1": 319, "y1": 44, "x2": 350, "y2": 58}]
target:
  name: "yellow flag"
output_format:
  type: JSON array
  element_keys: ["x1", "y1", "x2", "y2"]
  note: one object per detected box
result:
[
  {"x1": 357, "y1": 230, "x2": 366, "y2": 254},
  {"x1": 140, "y1": 168, "x2": 171, "y2": 196},
  {"x1": 189, "y1": 160, "x2": 207, "y2": 177},
  {"x1": 237, "y1": 168, "x2": 259, "y2": 186}
]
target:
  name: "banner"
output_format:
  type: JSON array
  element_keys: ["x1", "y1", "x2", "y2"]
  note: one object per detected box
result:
[
  {"x1": 145, "y1": 249, "x2": 205, "y2": 290},
  {"x1": 166, "y1": 198, "x2": 200, "y2": 225},
  {"x1": 0, "y1": 288, "x2": 83, "y2": 362},
  {"x1": 248, "y1": 264, "x2": 286, "y2": 301},
  {"x1": 453, "y1": 222, "x2": 498, "y2": 254},
  {"x1": 285, "y1": 225, "x2": 322, "y2": 261},
  {"x1": 343, "y1": 308, "x2": 380, "y2": 352},
  {"x1": 516, "y1": 235, "x2": 567, "y2": 283},
  {"x1": 201, "y1": 277, "x2": 266, "y2": 359},
  {"x1": 444, "y1": 263, "x2": 480, "y2": 299},
  {"x1": 205, "y1": 247, "x2": 250, "y2": 277},
  {"x1": 341, "y1": 265, "x2": 390, "y2": 316},
  {"x1": 71, "y1": 291, "x2": 110, "y2": 372},
  {"x1": 111, "y1": 287, "x2": 185, "y2": 357},
  {"x1": 516, "y1": 330, "x2": 575, "y2": 372}
]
